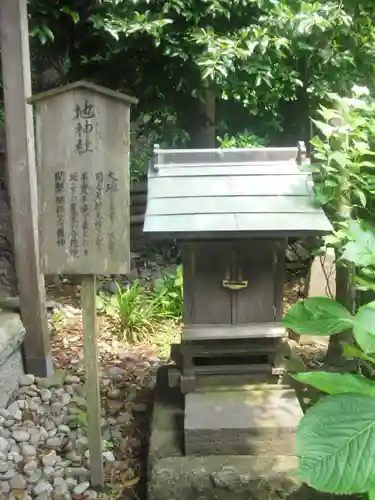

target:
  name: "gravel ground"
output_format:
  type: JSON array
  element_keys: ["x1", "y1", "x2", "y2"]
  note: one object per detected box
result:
[{"x1": 0, "y1": 307, "x2": 163, "y2": 500}]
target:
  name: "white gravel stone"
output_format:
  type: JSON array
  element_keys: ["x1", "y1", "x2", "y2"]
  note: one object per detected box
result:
[
  {"x1": 61, "y1": 393, "x2": 71, "y2": 406},
  {"x1": 0, "y1": 468, "x2": 15, "y2": 480},
  {"x1": 41, "y1": 389, "x2": 52, "y2": 402},
  {"x1": 24, "y1": 460, "x2": 38, "y2": 475},
  {"x1": 10, "y1": 472, "x2": 27, "y2": 489},
  {"x1": 58, "y1": 425, "x2": 70, "y2": 434},
  {"x1": 45, "y1": 437, "x2": 62, "y2": 449},
  {"x1": 28, "y1": 400, "x2": 42, "y2": 413},
  {"x1": 7, "y1": 401, "x2": 22, "y2": 419},
  {"x1": 47, "y1": 428, "x2": 57, "y2": 438},
  {"x1": 35, "y1": 493, "x2": 52, "y2": 500},
  {"x1": 0, "y1": 481, "x2": 10, "y2": 494},
  {"x1": 43, "y1": 466, "x2": 55, "y2": 480},
  {"x1": 65, "y1": 467, "x2": 90, "y2": 478},
  {"x1": 0, "y1": 437, "x2": 10, "y2": 454},
  {"x1": 51, "y1": 402, "x2": 63, "y2": 414},
  {"x1": 21, "y1": 443, "x2": 37, "y2": 457},
  {"x1": 0, "y1": 461, "x2": 8, "y2": 473},
  {"x1": 66, "y1": 477, "x2": 77, "y2": 490},
  {"x1": 33, "y1": 479, "x2": 52, "y2": 496},
  {"x1": 17, "y1": 400, "x2": 29, "y2": 410},
  {"x1": 54, "y1": 476, "x2": 69, "y2": 495},
  {"x1": 0, "y1": 409, "x2": 9, "y2": 420},
  {"x1": 0, "y1": 428, "x2": 11, "y2": 438},
  {"x1": 12, "y1": 429, "x2": 30, "y2": 442},
  {"x1": 9, "y1": 452, "x2": 23, "y2": 464},
  {"x1": 73, "y1": 481, "x2": 90, "y2": 495},
  {"x1": 43, "y1": 420, "x2": 56, "y2": 432},
  {"x1": 42, "y1": 451, "x2": 57, "y2": 468},
  {"x1": 27, "y1": 469, "x2": 43, "y2": 485},
  {"x1": 20, "y1": 374, "x2": 35, "y2": 386},
  {"x1": 29, "y1": 431, "x2": 43, "y2": 447}
]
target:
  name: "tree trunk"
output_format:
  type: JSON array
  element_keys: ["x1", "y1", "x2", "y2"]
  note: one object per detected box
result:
[
  {"x1": 189, "y1": 89, "x2": 216, "y2": 148},
  {"x1": 325, "y1": 146, "x2": 356, "y2": 368},
  {"x1": 325, "y1": 259, "x2": 356, "y2": 367}
]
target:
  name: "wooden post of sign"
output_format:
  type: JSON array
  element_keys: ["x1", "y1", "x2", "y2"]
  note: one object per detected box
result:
[
  {"x1": 81, "y1": 275, "x2": 104, "y2": 487},
  {"x1": 0, "y1": 0, "x2": 52, "y2": 376},
  {"x1": 29, "y1": 81, "x2": 138, "y2": 489}
]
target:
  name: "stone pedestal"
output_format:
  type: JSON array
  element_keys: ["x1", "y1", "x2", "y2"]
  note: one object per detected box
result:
[
  {"x1": 148, "y1": 366, "x2": 359, "y2": 500},
  {"x1": 184, "y1": 387, "x2": 303, "y2": 456},
  {"x1": 0, "y1": 312, "x2": 25, "y2": 406}
]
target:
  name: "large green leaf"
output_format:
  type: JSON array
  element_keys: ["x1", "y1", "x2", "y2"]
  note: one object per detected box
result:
[
  {"x1": 369, "y1": 487, "x2": 375, "y2": 500},
  {"x1": 341, "y1": 220, "x2": 375, "y2": 267},
  {"x1": 293, "y1": 371, "x2": 375, "y2": 395},
  {"x1": 297, "y1": 394, "x2": 375, "y2": 493},
  {"x1": 353, "y1": 302, "x2": 375, "y2": 354},
  {"x1": 283, "y1": 297, "x2": 354, "y2": 336}
]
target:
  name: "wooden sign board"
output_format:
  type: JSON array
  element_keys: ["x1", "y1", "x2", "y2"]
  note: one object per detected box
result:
[
  {"x1": 30, "y1": 82, "x2": 137, "y2": 488},
  {"x1": 30, "y1": 81, "x2": 138, "y2": 275}
]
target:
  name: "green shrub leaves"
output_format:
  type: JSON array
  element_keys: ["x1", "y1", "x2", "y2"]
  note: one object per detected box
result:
[
  {"x1": 297, "y1": 394, "x2": 375, "y2": 494},
  {"x1": 283, "y1": 296, "x2": 354, "y2": 336}
]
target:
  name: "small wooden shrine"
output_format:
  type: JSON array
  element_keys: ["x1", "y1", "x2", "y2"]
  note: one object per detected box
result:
[
  {"x1": 145, "y1": 142, "x2": 333, "y2": 498},
  {"x1": 144, "y1": 143, "x2": 332, "y2": 393}
]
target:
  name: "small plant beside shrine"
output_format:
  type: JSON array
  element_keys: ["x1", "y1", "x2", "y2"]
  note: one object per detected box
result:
[{"x1": 96, "y1": 268, "x2": 183, "y2": 347}]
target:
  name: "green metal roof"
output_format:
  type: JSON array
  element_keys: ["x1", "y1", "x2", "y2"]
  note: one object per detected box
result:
[{"x1": 143, "y1": 146, "x2": 332, "y2": 236}]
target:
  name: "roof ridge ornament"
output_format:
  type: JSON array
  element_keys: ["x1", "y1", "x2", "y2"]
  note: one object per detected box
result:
[{"x1": 297, "y1": 141, "x2": 307, "y2": 165}]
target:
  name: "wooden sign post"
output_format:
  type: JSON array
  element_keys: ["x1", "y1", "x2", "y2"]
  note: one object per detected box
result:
[{"x1": 29, "y1": 81, "x2": 138, "y2": 487}]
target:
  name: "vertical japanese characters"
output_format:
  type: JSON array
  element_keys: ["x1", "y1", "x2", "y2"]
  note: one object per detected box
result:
[
  {"x1": 75, "y1": 99, "x2": 95, "y2": 156},
  {"x1": 52, "y1": 99, "x2": 119, "y2": 259}
]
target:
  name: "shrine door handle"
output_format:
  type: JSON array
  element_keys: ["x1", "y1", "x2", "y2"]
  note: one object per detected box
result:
[{"x1": 222, "y1": 279, "x2": 248, "y2": 291}]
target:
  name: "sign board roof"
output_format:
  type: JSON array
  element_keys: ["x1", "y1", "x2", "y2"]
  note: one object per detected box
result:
[
  {"x1": 28, "y1": 80, "x2": 138, "y2": 106},
  {"x1": 143, "y1": 146, "x2": 332, "y2": 237}
]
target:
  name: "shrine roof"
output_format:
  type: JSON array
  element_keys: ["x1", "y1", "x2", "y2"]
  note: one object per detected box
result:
[{"x1": 143, "y1": 146, "x2": 332, "y2": 237}]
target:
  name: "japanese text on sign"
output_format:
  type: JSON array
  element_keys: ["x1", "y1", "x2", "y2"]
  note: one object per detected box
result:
[
  {"x1": 106, "y1": 171, "x2": 119, "y2": 255},
  {"x1": 74, "y1": 100, "x2": 96, "y2": 155},
  {"x1": 53, "y1": 170, "x2": 120, "y2": 258},
  {"x1": 54, "y1": 171, "x2": 66, "y2": 248}
]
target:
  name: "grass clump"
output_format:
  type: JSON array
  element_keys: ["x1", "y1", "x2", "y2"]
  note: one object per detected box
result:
[{"x1": 96, "y1": 265, "x2": 183, "y2": 349}]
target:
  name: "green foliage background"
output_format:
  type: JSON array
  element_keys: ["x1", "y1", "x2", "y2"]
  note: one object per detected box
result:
[{"x1": 3, "y1": 0, "x2": 374, "y2": 178}]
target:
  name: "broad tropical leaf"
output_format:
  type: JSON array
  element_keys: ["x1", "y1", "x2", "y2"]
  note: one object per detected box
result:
[
  {"x1": 353, "y1": 302, "x2": 375, "y2": 354},
  {"x1": 297, "y1": 394, "x2": 375, "y2": 493},
  {"x1": 342, "y1": 221, "x2": 375, "y2": 266},
  {"x1": 283, "y1": 297, "x2": 353, "y2": 336},
  {"x1": 293, "y1": 371, "x2": 375, "y2": 396},
  {"x1": 369, "y1": 487, "x2": 375, "y2": 500}
]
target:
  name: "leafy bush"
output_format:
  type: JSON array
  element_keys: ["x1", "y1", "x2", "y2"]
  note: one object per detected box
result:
[
  {"x1": 130, "y1": 110, "x2": 190, "y2": 182},
  {"x1": 284, "y1": 222, "x2": 375, "y2": 498},
  {"x1": 308, "y1": 85, "x2": 375, "y2": 232},
  {"x1": 153, "y1": 264, "x2": 183, "y2": 320},
  {"x1": 217, "y1": 130, "x2": 268, "y2": 149}
]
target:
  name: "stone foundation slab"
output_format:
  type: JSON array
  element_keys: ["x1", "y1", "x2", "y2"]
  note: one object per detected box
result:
[
  {"x1": 148, "y1": 366, "x2": 358, "y2": 500},
  {"x1": 184, "y1": 386, "x2": 303, "y2": 456}
]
